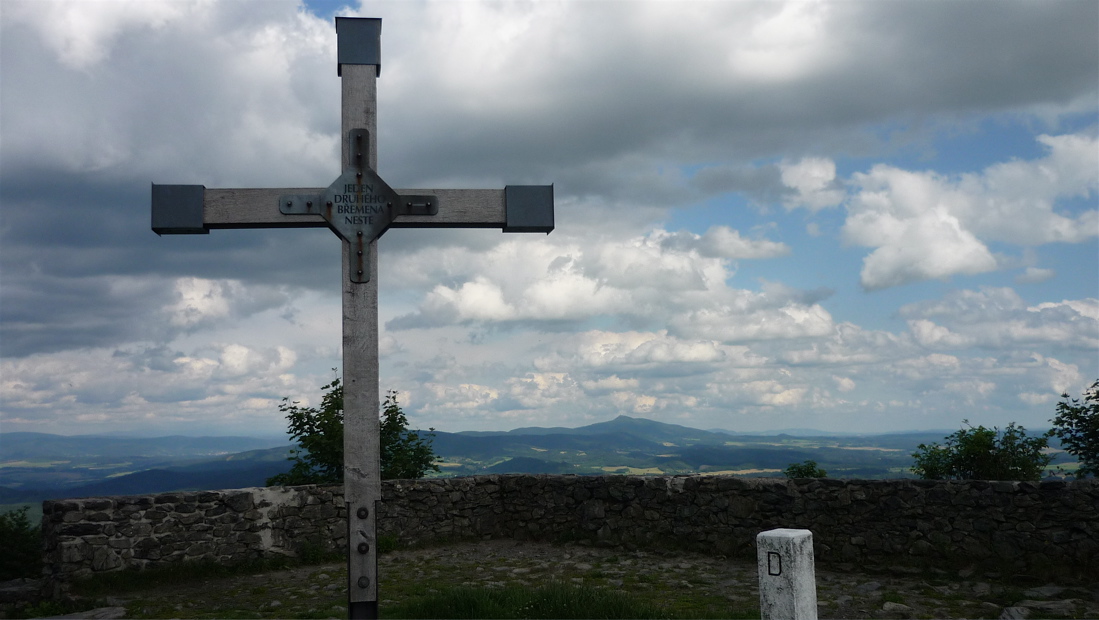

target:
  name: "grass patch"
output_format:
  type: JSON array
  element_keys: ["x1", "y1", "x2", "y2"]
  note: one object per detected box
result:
[
  {"x1": 378, "y1": 533, "x2": 400, "y2": 554},
  {"x1": 70, "y1": 551, "x2": 338, "y2": 598},
  {"x1": 882, "y1": 591, "x2": 906, "y2": 604},
  {"x1": 387, "y1": 582, "x2": 738, "y2": 619},
  {"x1": 13, "y1": 599, "x2": 98, "y2": 619}
]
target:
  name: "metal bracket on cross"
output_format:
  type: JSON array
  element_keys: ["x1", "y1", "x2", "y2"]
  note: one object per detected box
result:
[{"x1": 278, "y1": 130, "x2": 438, "y2": 282}]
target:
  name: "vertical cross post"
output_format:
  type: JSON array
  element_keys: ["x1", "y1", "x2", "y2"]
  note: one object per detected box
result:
[
  {"x1": 150, "y1": 17, "x2": 553, "y2": 620},
  {"x1": 340, "y1": 38, "x2": 381, "y2": 618}
]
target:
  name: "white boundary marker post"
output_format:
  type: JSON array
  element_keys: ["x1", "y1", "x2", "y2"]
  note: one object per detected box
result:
[{"x1": 757, "y1": 528, "x2": 818, "y2": 620}]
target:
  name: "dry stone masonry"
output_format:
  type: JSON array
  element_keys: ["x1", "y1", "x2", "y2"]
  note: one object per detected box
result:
[
  {"x1": 43, "y1": 486, "x2": 346, "y2": 581},
  {"x1": 43, "y1": 475, "x2": 1097, "y2": 586}
]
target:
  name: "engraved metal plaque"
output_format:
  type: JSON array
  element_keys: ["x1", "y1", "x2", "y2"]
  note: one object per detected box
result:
[
  {"x1": 277, "y1": 129, "x2": 439, "y2": 282},
  {"x1": 323, "y1": 168, "x2": 401, "y2": 244}
]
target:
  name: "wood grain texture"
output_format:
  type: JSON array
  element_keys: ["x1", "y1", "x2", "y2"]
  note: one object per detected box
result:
[
  {"x1": 390, "y1": 189, "x2": 505, "y2": 227},
  {"x1": 202, "y1": 188, "x2": 505, "y2": 228},
  {"x1": 204, "y1": 188, "x2": 326, "y2": 228},
  {"x1": 341, "y1": 63, "x2": 381, "y2": 608}
]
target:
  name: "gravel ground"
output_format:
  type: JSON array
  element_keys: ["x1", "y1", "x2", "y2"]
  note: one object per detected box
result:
[{"x1": 48, "y1": 540, "x2": 1099, "y2": 619}]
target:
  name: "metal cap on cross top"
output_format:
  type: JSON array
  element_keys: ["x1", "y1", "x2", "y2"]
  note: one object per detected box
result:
[
  {"x1": 336, "y1": 17, "x2": 382, "y2": 77},
  {"x1": 148, "y1": 15, "x2": 554, "y2": 620}
]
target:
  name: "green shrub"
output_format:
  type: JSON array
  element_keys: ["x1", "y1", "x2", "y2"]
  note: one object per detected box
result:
[
  {"x1": 1051, "y1": 380, "x2": 1099, "y2": 477},
  {"x1": 784, "y1": 460, "x2": 827, "y2": 478},
  {"x1": 267, "y1": 378, "x2": 439, "y2": 485},
  {"x1": 911, "y1": 421, "x2": 1052, "y2": 480},
  {"x1": 0, "y1": 506, "x2": 42, "y2": 580}
]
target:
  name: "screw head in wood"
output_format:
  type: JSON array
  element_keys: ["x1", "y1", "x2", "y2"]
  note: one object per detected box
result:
[
  {"x1": 357, "y1": 576, "x2": 370, "y2": 588},
  {"x1": 357, "y1": 542, "x2": 370, "y2": 554}
]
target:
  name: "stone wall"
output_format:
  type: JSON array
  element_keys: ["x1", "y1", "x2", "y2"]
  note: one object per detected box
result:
[
  {"x1": 43, "y1": 475, "x2": 1097, "y2": 583},
  {"x1": 42, "y1": 486, "x2": 346, "y2": 582}
]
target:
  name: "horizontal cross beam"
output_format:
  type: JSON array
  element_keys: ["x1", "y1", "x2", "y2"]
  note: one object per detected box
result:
[{"x1": 151, "y1": 185, "x2": 553, "y2": 234}]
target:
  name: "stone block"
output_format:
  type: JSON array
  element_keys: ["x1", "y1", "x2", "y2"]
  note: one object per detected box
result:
[
  {"x1": 757, "y1": 529, "x2": 817, "y2": 620},
  {"x1": 301, "y1": 503, "x2": 337, "y2": 519},
  {"x1": 119, "y1": 504, "x2": 144, "y2": 516},
  {"x1": 908, "y1": 539, "x2": 933, "y2": 556},
  {"x1": 177, "y1": 513, "x2": 202, "y2": 526},
  {"x1": 729, "y1": 497, "x2": 757, "y2": 519},
  {"x1": 60, "y1": 541, "x2": 88, "y2": 563},
  {"x1": 225, "y1": 492, "x2": 254, "y2": 513},
  {"x1": 82, "y1": 499, "x2": 113, "y2": 511},
  {"x1": 58, "y1": 523, "x2": 102, "y2": 536},
  {"x1": 91, "y1": 547, "x2": 122, "y2": 571},
  {"x1": 185, "y1": 542, "x2": 213, "y2": 556},
  {"x1": 107, "y1": 537, "x2": 132, "y2": 549}
]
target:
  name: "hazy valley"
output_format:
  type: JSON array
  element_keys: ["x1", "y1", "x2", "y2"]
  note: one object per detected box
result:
[{"x1": 1, "y1": 415, "x2": 1074, "y2": 520}]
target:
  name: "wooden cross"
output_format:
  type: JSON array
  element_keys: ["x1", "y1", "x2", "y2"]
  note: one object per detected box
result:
[{"x1": 150, "y1": 17, "x2": 553, "y2": 620}]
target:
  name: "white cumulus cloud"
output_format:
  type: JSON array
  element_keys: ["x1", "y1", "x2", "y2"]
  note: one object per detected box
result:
[
  {"x1": 780, "y1": 157, "x2": 845, "y2": 211},
  {"x1": 842, "y1": 132, "x2": 1097, "y2": 290}
]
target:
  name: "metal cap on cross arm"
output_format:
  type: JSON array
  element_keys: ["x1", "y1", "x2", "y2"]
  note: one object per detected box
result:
[
  {"x1": 504, "y1": 185, "x2": 554, "y2": 233},
  {"x1": 151, "y1": 184, "x2": 207, "y2": 235},
  {"x1": 336, "y1": 17, "x2": 381, "y2": 77}
]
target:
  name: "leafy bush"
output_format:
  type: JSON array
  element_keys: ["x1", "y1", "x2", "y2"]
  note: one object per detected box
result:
[
  {"x1": 380, "y1": 390, "x2": 440, "y2": 480},
  {"x1": 268, "y1": 376, "x2": 438, "y2": 485},
  {"x1": 267, "y1": 377, "x2": 346, "y2": 486},
  {"x1": 1050, "y1": 379, "x2": 1098, "y2": 477},
  {"x1": 784, "y1": 460, "x2": 827, "y2": 478},
  {"x1": 0, "y1": 506, "x2": 42, "y2": 580},
  {"x1": 911, "y1": 420, "x2": 1051, "y2": 480}
]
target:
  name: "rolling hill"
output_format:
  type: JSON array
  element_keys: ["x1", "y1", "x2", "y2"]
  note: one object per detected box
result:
[{"x1": 6, "y1": 416, "x2": 1068, "y2": 507}]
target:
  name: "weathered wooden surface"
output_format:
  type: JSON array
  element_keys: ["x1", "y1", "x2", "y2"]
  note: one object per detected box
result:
[
  {"x1": 341, "y1": 63, "x2": 380, "y2": 610},
  {"x1": 203, "y1": 188, "x2": 505, "y2": 229}
]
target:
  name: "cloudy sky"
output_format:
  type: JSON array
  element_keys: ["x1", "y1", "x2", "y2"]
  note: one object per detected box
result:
[{"x1": 1, "y1": 0, "x2": 1096, "y2": 438}]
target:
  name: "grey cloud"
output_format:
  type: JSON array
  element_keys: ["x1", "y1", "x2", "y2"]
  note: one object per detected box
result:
[
  {"x1": 690, "y1": 164, "x2": 786, "y2": 204},
  {"x1": 0, "y1": 274, "x2": 174, "y2": 357},
  {"x1": 385, "y1": 313, "x2": 439, "y2": 331},
  {"x1": 377, "y1": 1, "x2": 1097, "y2": 198},
  {"x1": 112, "y1": 345, "x2": 184, "y2": 373}
]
